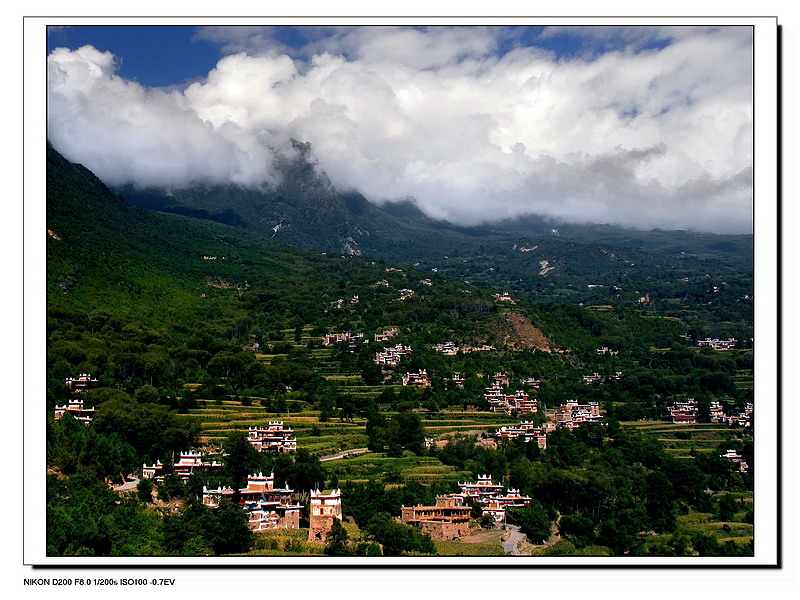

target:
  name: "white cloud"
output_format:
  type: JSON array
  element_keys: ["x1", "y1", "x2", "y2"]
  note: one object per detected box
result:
[{"x1": 46, "y1": 26, "x2": 753, "y2": 233}]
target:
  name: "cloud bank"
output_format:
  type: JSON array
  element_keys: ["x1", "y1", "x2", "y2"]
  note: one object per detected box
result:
[{"x1": 47, "y1": 26, "x2": 753, "y2": 233}]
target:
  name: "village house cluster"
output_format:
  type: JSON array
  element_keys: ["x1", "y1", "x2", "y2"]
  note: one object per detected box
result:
[
  {"x1": 374, "y1": 344, "x2": 413, "y2": 367},
  {"x1": 494, "y1": 421, "x2": 548, "y2": 448},
  {"x1": 203, "y1": 472, "x2": 303, "y2": 531},
  {"x1": 493, "y1": 292, "x2": 515, "y2": 303},
  {"x1": 65, "y1": 373, "x2": 98, "y2": 393},
  {"x1": 402, "y1": 369, "x2": 431, "y2": 387},
  {"x1": 698, "y1": 337, "x2": 738, "y2": 350},
  {"x1": 668, "y1": 398, "x2": 753, "y2": 427},
  {"x1": 54, "y1": 397, "x2": 96, "y2": 425},
  {"x1": 400, "y1": 475, "x2": 532, "y2": 541},
  {"x1": 322, "y1": 332, "x2": 364, "y2": 346},
  {"x1": 374, "y1": 327, "x2": 399, "y2": 342},
  {"x1": 202, "y1": 472, "x2": 342, "y2": 540},
  {"x1": 457, "y1": 475, "x2": 532, "y2": 522},
  {"x1": 329, "y1": 295, "x2": 360, "y2": 309},
  {"x1": 142, "y1": 450, "x2": 223, "y2": 482},
  {"x1": 669, "y1": 398, "x2": 699, "y2": 423},
  {"x1": 582, "y1": 371, "x2": 622, "y2": 384},
  {"x1": 484, "y1": 373, "x2": 537, "y2": 415},
  {"x1": 520, "y1": 376, "x2": 541, "y2": 388},
  {"x1": 432, "y1": 342, "x2": 459, "y2": 355},
  {"x1": 710, "y1": 400, "x2": 754, "y2": 428},
  {"x1": 551, "y1": 401, "x2": 603, "y2": 429},
  {"x1": 720, "y1": 449, "x2": 749, "y2": 473},
  {"x1": 596, "y1": 346, "x2": 619, "y2": 356},
  {"x1": 248, "y1": 422, "x2": 297, "y2": 452},
  {"x1": 54, "y1": 374, "x2": 99, "y2": 425},
  {"x1": 400, "y1": 496, "x2": 472, "y2": 541}
]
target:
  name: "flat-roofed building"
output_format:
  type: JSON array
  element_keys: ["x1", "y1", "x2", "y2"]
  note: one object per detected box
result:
[
  {"x1": 248, "y1": 422, "x2": 297, "y2": 452},
  {"x1": 401, "y1": 495, "x2": 471, "y2": 541},
  {"x1": 203, "y1": 472, "x2": 302, "y2": 532},
  {"x1": 308, "y1": 488, "x2": 343, "y2": 542}
]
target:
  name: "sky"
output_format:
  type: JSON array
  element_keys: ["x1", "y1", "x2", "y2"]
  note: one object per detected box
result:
[{"x1": 46, "y1": 24, "x2": 754, "y2": 234}]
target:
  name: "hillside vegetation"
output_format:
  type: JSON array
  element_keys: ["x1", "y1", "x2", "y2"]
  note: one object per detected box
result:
[{"x1": 45, "y1": 145, "x2": 754, "y2": 558}]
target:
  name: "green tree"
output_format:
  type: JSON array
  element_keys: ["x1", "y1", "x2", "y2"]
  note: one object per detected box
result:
[
  {"x1": 134, "y1": 384, "x2": 160, "y2": 404},
  {"x1": 162, "y1": 500, "x2": 251, "y2": 555},
  {"x1": 364, "y1": 513, "x2": 436, "y2": 556},
  {"x1": 136, "y1": 477, "x2": 153, "y2": 503},
  {"x1": 596, "y1": 518, "x2": 629, "y2": 556},
  {"x1": 645, "y1": 471, "x2": 677, "y2": 532},
  {"x1": 717, "y1": 493, "x2": 739, "y2": 522},
  {"x1": 223, "y1": 431, "x2": 263, "y2": 490},
  {"x1": 506, "y1": 501, "x2": 552, "y2": 544},
  {"x1": 324, "y1": 519, "x2": 350, "y2": 556},
  {"x1": 558, "y1": 514, "x2": 596, "y2": 548}
]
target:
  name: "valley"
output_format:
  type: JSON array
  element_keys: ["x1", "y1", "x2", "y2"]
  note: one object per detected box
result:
[{"x1": 45, "y1": 144, "x2": 754, "y2": 559}]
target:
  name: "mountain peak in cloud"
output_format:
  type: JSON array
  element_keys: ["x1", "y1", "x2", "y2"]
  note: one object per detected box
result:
[{"x1": 47, "y1": 26, "x2": 753, "y2": 234}]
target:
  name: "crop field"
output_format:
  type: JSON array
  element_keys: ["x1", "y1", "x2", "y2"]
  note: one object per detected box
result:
[
  {"x1": 186, "y1": 393, "x2": 522, "y2": 453},
  {"x1": 621, "y1": 421, "x2": 746, "y2": 459},
  {"x1": 246, "y1": 528, "x2": 326, "y2": 556},
  {"x1": 322, "y1": 452, "x2": 473, "y2": 486},
  {"x1": 434, "y1": 540, "x2": 506, "y2": 556},
  {"x1": 734, "y1": 369, "x2": 754, "y2": 392},
  {"x1": 676, "y1": 510, "x2": 754, "y2": 544}
]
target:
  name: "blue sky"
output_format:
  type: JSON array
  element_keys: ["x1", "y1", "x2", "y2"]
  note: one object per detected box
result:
[
  {"x1": 47, "y1": 26, "x2": 221, "y2": 87},
  {"x1": 46, "y1": 25, "x2": 753, "y2": 233},
  {"x1": 47, "y1": 25, "x2": 674, "y2": 88}
]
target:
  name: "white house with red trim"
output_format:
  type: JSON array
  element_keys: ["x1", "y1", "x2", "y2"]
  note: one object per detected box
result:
[
  {"x1": 402, "y1": 370, "x2": 431, "y2": 387},
  {"x1": 552, "y1": 401, "x2": 602, "y2": 429},
  {"x1": 720, "y1": 449, "x2": 749, "y2": 473},
  {"x1": 668, "y1": 398, "x2": 699, "y2": 424},
  {"x1": 374, "y1": 344, "x2": 413, "y2": 366},
  {"x1": 455, "y1": 475, "x2": 532, "y2": 522},
  {"x1": 495, "y1": 421, "x2": 548, "y2": 449},
  {"x1": 248, "y1": 422, "x2": 297, "y2": 452},
  {"x1": 65, "y1": 373, "x2": 98, "y2": 393},
  {"x1": 54, "y1": 397, "x2": 96, "y2": 425},
  {"x1": 203, "y1": 472, "x2": 302, "y2": 531},
  {"x1": 308, "y1": 488, "x2": 343, "y2": 542}
]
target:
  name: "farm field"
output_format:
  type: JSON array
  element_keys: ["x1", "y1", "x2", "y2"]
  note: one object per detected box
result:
[
  {"x1": 186, "y1": 398, "x2": 521, "y2": 454},
  {"x1": 622, "y1": 420, "x2": 751, "y2": 459}
]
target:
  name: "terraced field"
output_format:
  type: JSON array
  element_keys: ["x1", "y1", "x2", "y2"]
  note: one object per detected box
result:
[
  {"x1": 734, "y1": 369, "x2": 754, "y2": 392},
  {"x1": 187, "y1": 395, "x2": 522, "y2": 451},
  {"x1": 322, "y1": 452, "x2": 474, "y2": 486},
  {"x1": 621, "y1": 421, "x2": 746, "y2": 459},
  {"x1": 675, "y1": 497, "x2": 754, "y2": 545},
  {"x1": 621, "y1": 421, "x2": 739, "y2": 458}
]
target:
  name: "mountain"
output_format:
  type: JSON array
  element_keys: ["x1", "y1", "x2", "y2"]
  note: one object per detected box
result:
[
  {"x1": 46, "y1": 144, "x2": 514, "y2": 339},
  {"x1": 113, "y1": 144, "x2": 752, "y2": 302}
]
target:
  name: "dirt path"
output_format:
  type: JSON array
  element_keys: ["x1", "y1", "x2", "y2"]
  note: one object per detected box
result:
[
  {"x1": 502, "y1": 525, "x2": 526, "y2": 555},
  {"x1": 536, "y1": 513, "x2": 563, "y2": 551},
  {"x1": 113, "y1": 475, "x2": 139, "y2": 493},
  {"x1": 502, "y1": 513, "x2": 563, "y2": 556},
  {"x1": 319, "y1": 448, "x2": 370, "y2": 462}
]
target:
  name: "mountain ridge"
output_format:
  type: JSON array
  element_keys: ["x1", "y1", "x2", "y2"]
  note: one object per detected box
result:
[{"x1": 110, "y1": 142, "x2": 752, "y2": 277}]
